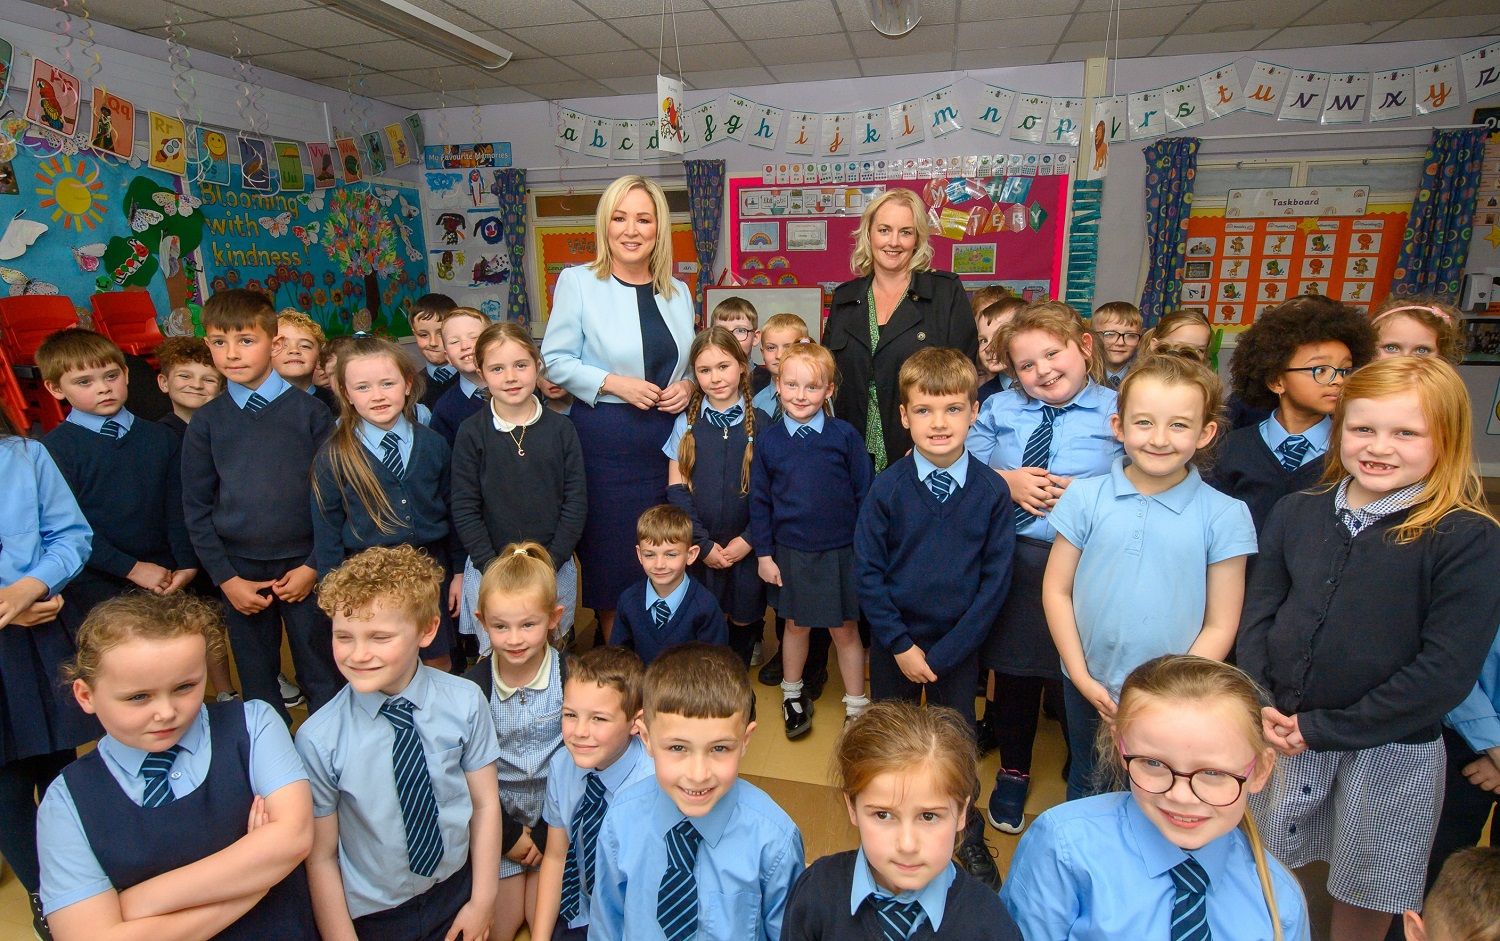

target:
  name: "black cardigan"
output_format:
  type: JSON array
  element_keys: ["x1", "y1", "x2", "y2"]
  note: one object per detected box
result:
[
  {"x1": 1236, "y1": 489, "x2": 1500, "y2": 751},
  {"x1": 825, "y1": 270, "x2": 977, "y2": 460}
]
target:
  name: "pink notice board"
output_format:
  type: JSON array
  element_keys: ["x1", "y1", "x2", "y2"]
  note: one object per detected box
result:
[{"x1": 726, "y1": 174, "x2": 1068, "y2": 314}]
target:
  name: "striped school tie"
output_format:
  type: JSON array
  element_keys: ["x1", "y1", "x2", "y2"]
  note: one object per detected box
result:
[
  {"x1": 1275, "y1": 435, "x2": 1310, "y2": 472},
  {"x1": 433, "y1": 366, "x2": 455, "y2": 384},
  {"x1": 99, "y1": 418, "x2": 124, "y2": 439},
  {"x1": 651, "y1": 599, "x2": 671, "y2": 629},
  {"x1": 771, "y1": 393, "x2": 783, "y2": 421},
  {"x1": 704, "y1": 404, "x2": 742, "y2": 429},
  {"x1": 379, "y1": 431, "x2": 405, "y2": 478},
  {"x1": 793, "y1": 423, "x2": 814, "y2": 439},
  {"x1": 560, "y1": 772, "x2": 608, "y2": 922},
  {"x1": 472, "y1": 388, "x2": 490, "y2": 404},
  {"x1": 1169, "y1": 856, "x2": 1212, "y2": 941},
  {"x1": 379, "y1": 697, "x2": 445, "y2": 877},
  {"x1": 141, "y1": 745, "x2": 184, "y2": 808},
  {"x1": 656, "y1": 819, "x2": 703, "y2": 941},
  {"x1": 926, "y1": 469, "x2": 955, "y2": 503},
  {"x1": 871, "y1": 896, "x2": 924, "y2": 941},
  {"x1": 244, "y1": 391, "x2": 270, "y2": 413},
  {"x1": 1014, "y1": 404, "x2": 1067, "y2": 527}
]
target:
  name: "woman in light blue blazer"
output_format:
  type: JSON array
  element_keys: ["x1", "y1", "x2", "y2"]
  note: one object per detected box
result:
[{"x1": 541, "y1": 174, "x2": 695, "y2": 638}]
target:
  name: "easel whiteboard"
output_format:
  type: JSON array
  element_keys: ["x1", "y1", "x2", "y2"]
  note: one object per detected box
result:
[{"x1": 704, "y1": 286, "x2": 825, "y2": 341}]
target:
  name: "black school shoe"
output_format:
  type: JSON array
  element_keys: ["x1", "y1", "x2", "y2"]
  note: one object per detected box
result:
[
  {"x1": 757, "y1": 648, "x2": 784, "y2": 685},
  {"x1": 782, "y1": 695, "x2": 813, "y2": 739},
  {"x1": 31, "y1": 892, "x2": 53, "y2": 941},
  {"x1": 955, "y1": 838, "x2": 1001, "y2": 891}
]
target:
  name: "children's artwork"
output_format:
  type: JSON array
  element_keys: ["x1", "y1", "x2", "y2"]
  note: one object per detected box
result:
[
  {"x1": 148, "y1": 112, "x2": 186, "y2": 175},
  {"x1": 786, "y1": 220, "x2": 826, "y2": 252},
  {"x1": 25, "y1": 60, "x2": 81, "y2": 136},
  {"x1": 404, "y1": 114, "x2": 425, "y2": 151},
  {"x1": 421, "y1": 141, "x2": 512, "y2": 170},
  {"x1": 362, "y1": 131, "x2": 387, "y2": 175},
  {"x1": 952, "y1": 243, "x2": 996, "y2": 274},
  {"x1": 0, "y1": 38, "x2": 11, "y2": 108},
  {"x1": 0, "y1": 215, "x2": 46, "y2": 259},
  {"x1": 739, "y1": 221, "x2": 780, "y2": 252},
  {"x1": 383, "y1": 123, "x2": 410, "y2": 167},
  {"x1": 88, "y1": 88, "x2": 135, "y2": 160},
  {"x1": 273, "y1": 141, "x2": 305, "y2": 193},
  {"x1": 195, "y1": 127, "x2": 230, "y2": 184},
  {"x1": 336, "y1": 138, "x2": 362, "y2": 184},
  {"x1": 0, "y1": 158, "x2": 17, "y2": 195},
  {"x1": 237, "y1": 136, "x2": 271, "y2": 193},
  {"x1": 307, "y1": 142, "x2": 336, "y2": 189}
]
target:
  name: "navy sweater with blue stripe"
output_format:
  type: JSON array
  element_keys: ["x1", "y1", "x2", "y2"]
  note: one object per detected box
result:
[{"x1": 611, "y1": 577, "x2": 726, "y2": 664}]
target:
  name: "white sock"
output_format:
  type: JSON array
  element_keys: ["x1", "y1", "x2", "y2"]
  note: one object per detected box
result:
[
  {"x1": 843, "y1": 694, "x2": 870, "y2": 717},
  {"x1": 781, "y1": 679, "x2": 804, "y2": 701}
]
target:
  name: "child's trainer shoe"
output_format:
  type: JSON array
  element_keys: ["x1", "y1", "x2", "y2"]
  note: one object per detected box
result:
[{"x1": 987, "y1": 770, "x2": 1030, "y2": 833}]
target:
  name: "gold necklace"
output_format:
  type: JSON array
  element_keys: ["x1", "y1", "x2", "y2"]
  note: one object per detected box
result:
[{"x1": 507, "y1": 423, "x2": 527, "y2": 457}]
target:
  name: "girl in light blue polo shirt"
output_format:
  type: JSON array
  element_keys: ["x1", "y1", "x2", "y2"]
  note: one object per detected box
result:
[{"x1": 1045, "y1": 349, "x2": 1256, "y2": 800}]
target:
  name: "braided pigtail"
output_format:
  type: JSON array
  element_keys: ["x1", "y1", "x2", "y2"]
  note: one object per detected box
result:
[{"x1": 678, "y1": 385, "x2": 705, "y2": 494}]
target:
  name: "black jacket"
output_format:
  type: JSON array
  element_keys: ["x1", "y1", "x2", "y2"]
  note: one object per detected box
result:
[{"x1": 825, "y1": 270, "x2": 977, "y2": 460}]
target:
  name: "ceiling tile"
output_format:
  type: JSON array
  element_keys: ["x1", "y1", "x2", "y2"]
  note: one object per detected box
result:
[
  {"x1": 716, "y1": 0, "x2": 843, "y2": 40},
  {"x1": 472, "y1": 30, "x2": 544, "y2": 58},
  {"x1": 483, "y1": 57, "x2": 587, "y2": 84},
  {"x1": 521, "y1": 79, "x2": 614, "y2": 99},
  {"x1": 599, "y1": 75, "x2": 662, "y2": 94},
  {"x1": 1170, "y1": 1, "x2": 1308, "y2": 33},
  {"x1": 684, "y1": 66, "x2": 777, "y2": 90},
  {"x1": 1150, "y1": 28, "x2": 1277, "y2": 56},
  {"x1": 956, "y1": 45, "x2": 1056, "y2": 68},
  {"x1": 1293, "y1": 0, "x2": 1441, "y2": 27},
  {"x1": 505, "y1": 20, "x2": 635, "y2": 56},
  {"x1": 610, "y1": 10, "x2": 737, "y2": 45},
  {"x1": 235, "y1": 9, "x2": 393, "y2": 45},
  {"x1": 1063, "y1": 6, "x2": 1194, "y2": 41},
  {"x1": 833, "y1": 0, "x2": 960, "y2": 24},
  {"x1": 748, "y1": 33, "x2": 853, "y2": 62},
  {"x1": 1369, "y1": 13, "x2": 1500, "y2": 40},
  {"x1": 557, "y1": 50, "x2": 664, "y2": 78},
  {"x1": 954, "y1": 15, "x2": 1071, "y2": 50},
  {"x1": 580, "y1": 0, "x2": 710, "y2": 13},
  {"x1": 675, "y1": 41, "x2": 760, "y2": 70},
  {"x1": 251, "y1": 49, "x2": 366, "y2": 79},
  {"x1": 962, "y1": 0, "x2": 1078, "y2": 16},
  {"x1": 387, "y1": 64, "x2": 494, "y2": 92},
  {"x1": 1051, "y1": 36, "x2": 1162, "y2": 60},
  {"x1": 1260, "y1": 22, "x2": 1400, "y2": 49},
  {"x1": 324, "y1": 40, "x2": 466, "y2": 71},
  {"x1": 368, "y1": 92, "x2": 444, "y2": 109},
  {"x1": 443, "y1": 0, "x2": 595, "y2": 27},
  {"x1": 345, "y1": 73, "x2": 428, "y2": 97},
  {"x1": 857, "y1": 51, "x2": 957, "y2": 76},
  {"x1": 848, "y1": 23, "x2": 958, "y2": 56},
  {"x1": 178, "y1": 0, "x2": 303, "y2": 15},
  {"x1": 463, "y1": 86, "x2": 543, "y2": 105},
  {"x1": 395, "y1": 0, "x2": 495, "y2": 31},
  {"x1": 190, "y1": 27, "x2": 303, "y2": 58},
  {"x1": 1422, "y1": 0, "x2": 1500, "y2": 14},
  {"x1": 81, "y1": 0, "x2": 216, "y2": 30},
  {"x1": 767, "y1": 59, "x2": 862, "y2": 81}
]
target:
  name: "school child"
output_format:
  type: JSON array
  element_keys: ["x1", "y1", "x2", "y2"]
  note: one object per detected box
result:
[
  {"x1": 1044, "y1": 349, "x2": 1257, "y2": 801},
  {"x1": 408, "y1": 292, "x2": 460, "y2": 410},
  {"x1": 710, "y1": 296, "x2": 768, "y2": 392},
  {"x1": 1211, "y1": 295, "x2": 1376, "y2": 533},
  {"x1": 1239, "y1": 355, "x2": 1500, "y2": 941},
  {"x1": 0, "y1": 413, "x2": 96, "y2": 940},
  {"x1": 967, "y1": 299, "x2": 1122, "y2": 833},
  {"x1": 38, "y1": 329, "x2": 198, "y2": 622},
  {"x1": 664, "y1": 326, "x2": 767, "y2": 665},
  {"x1": 1403, "y1": 847, "x2": 1500, "y2": 941},
  {"x1": 297, "y1": 545, "x2": 501, "y2": 941},
  {"x1": 451, "y1": 322, "x2": 586, "y2": 657},
  {"x1": 274, "y1": 309, "x2": 339, "y2": 413},
  {"x1": 1370, "y1": 297, "x2": 1465, "y2": 364},
  {"x1": 1090, "y1": 300, "x2": 1144, "y2": 388},
  {"x1": 182, "y1": 288, "x2": 342, "y2": 721},
  {"x1": 463, "y1": 542, "x2": 569, "y2": 941},
  {"x1": 613, "y1": 505, "x2": 727, "y2": 665},
  {"x1": 1142, "y1": 308, "x2": 1213, "y2": 357},
  {"x1": 590, "y1": 642, "x2": 804, "y2": 941},
  {"x1": 1003, "y1": 654, "x2": 1310, "y2": 940},
  {"x1": 311, "y1": 334, "x2": 463, "y2": 673},
  {"x1": 37, "y1": 592, "x2": 317, "y2": 940},
  {"x1": 430, "y1": 307, "x2": 490, "y2": 444},
  {"x1": 533, "y1": 646, "x2": 656, "y2": 941},
  {"x1": 539, "y1": 373, "x2": 575, "y2": 415},
  {"x1": 751, "y1": 342, "x2": 874, "y2": 738},
  {"x1": 977, "y1": 296, "x2": 1024, "y2": 404},
  {"x1": 968, "y1": 285, "x2": 1011, "y2": 326},
  {"x1": 153, "y1": 335, "x2": 224, "y2": 439},
  {"x1": 782, "y1": 701, "x2": 1023, "y2": 940}
]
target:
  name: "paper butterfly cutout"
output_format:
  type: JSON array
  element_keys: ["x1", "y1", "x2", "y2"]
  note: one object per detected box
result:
[
  {"x1": 72, "y1": 243, "x2": 106, "y2": 272},
  {"x1": 151, "y1": 190, "x2": 201, "y2": 217},
  {"x1": 259, "y1": 212, "x2": 291, "y2": 238},
  {"x1": 130, "y1": 208, "x2": 164, "y2": 232},
  {"x1": 293, "y1": 221, "x2": 321, "y2": 247},
  {"x1": 0, "y1": 266, "x2": 59, "y2": 296},
  {"x1": 373, "y1": 187, "x2": 398, "y2": 207},
  {"x1": 0, "y1": 215, "x2": 47, "y2": 261},
  {"x1": 298, "y1": 191, "x2": 326, "y2": 212}
]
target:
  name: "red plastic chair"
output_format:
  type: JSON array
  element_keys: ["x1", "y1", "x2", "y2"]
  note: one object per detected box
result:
[
  {"x1": 91, "y1": 290, "x2": 166, "y2": 359},
  {"x1": 0, "y1": 295, "x2": 80, "y2": 365},
  {"x1": 0, "y1": 344, "x2": 32, "y2": 432}
]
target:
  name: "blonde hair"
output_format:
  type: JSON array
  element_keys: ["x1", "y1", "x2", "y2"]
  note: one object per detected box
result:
[
  {"x1": 588, "y1": 175, "x2": 677, "y2": 299},
  {"x1": 678, "y1": 326, "x2": 755, "y2": 495},
  {"x1": 1319, "y1": 357, "x2": 1495, "y2": 544},
  {"x1": 898, "y1": 346, "x2": 977, "y2": 405},
  {"x1": 711, "y1": 296, "x2": 758, "y2": 326},
  {"x1": 1371, "y1": 297, "x2": 1465, "y2": 364},
  {"x1": 1091, "y1": 301, "x2": 1144, "y2": 331},
  {"x1": 317, "y1": 544, "x2": 444, "y2": 627},
  {"x1": 761, "y1": 313, "x2": 810, "y2": 339},
  {"x1": 637, "y1": 503, "x2": 694, "y2": 547},
  {"x1": 478, "y1": 541, "x2": 558, "y2": 615},
  {"x1": 1142, "y1": 309, "x2": 1211, "y2": 350},
  {"x1": 277, "y1": 310, "x2": 326, "y2": 346},
  {"x1": 567, "y1": 645, "x2": 645, "y2": 719},
  {"x1": 642, "y1": 642, "x2": 754, "y2": 724},
  {"x1": 1424, "y1": 846, "x2": 1500, "y2": 941},
  {"x1": 67, "y1": 592, "x2": 226, "y2": 686},
  {"x1": 441, "y1": 306, "x2": 488, "y2": 334},
  {"x1": 997, "y1": 300, "x2": 1103, "y2": 388},
  {"x1": 203, "y1": 288, "x2": 276, "y2": 336},
  {"x1": 851, "y1": 188, "x2": 933, "y2": 277},
  {"x1": 474, "y1": 321, "x2": 542, "y2": 374},
  {"x1": 1107, "y1": 655, "x2": 1283, "y2": 941},
  {"x1": 776, "y1": 342, "x2": 837, "y2": 414},
  {"x1": 834, "y1": 700, "x2": 978, "y2": 814},
  {"x1": 36, "y1": 328, "x2": 124, "y2": 385},
  {"x1": 1116, "y1": 348, "x2": 1225, "y2": 469}
]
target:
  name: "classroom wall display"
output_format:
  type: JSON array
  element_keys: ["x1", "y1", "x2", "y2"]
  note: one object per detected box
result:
[
  {"x1": 422, "y1": 141, "x2": 512, "y2": 169},
  {"x1": 532, "y1": 223, "x2": 700, "y2": 324},
  {"x1": 704, "y1": 285, "x2": 825, "y2": 342},
  {"x1": 1181, "y1": 204, "x2": 1407, "y2": 329},
  {"x1": 88, "y1": 88, "x2": 135, "y2": 160},
  {"x1": 419, "y1": 165, "x2": 513, "y2": 314}
]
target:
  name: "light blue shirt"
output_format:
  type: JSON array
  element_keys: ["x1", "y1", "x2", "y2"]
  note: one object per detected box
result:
[
  {"x1": 357, "y1": 415, "x2": 414, "y2": 467},
  {"x1": 1002, "y1": 792, "x2": 1310, "y2": 941},
  {"x1": 1050, "y1": 458, "x2": 1257, "y2": 695},
  {"x1": 541, "y1": 738, "x2": 656, "y2": 929},
  {"x1": 1257, "y1": 413, "x2": 1331, "y2": 468},
  {"x1": 0, "y1": 437, "x2": 90, "y2": 594},
  {"x1": 457, "y1": 374, "x2": 484, "y2": 401},
  {"x1": 416, "y1": 402, "x2": 432, "y2": 426},
  {"x1": 662, "y1": 397, "x2": 750, "y2": 461},
  {"x1": 751, "y1": 384, "x2": 778, "y2": 417},
  {"x1": 65, "y1": 407, "x2": 135, "y2": 435},
  {"x1": 912, "y1": 449, "x2": 968, "y2": 489},
  {"x1": 226, "y1": 368, "x2": 291, "y2": 409},
  {"x1": 590, "y1": 776, "x2": 804, "y2": 941},
  {"x1": 37, "y1": 701, "x2": 305, "y2": 915},
  {"x1": 968, "y1": 382, "x2": 1123, "y2": 541},
  {"x1": 295, "y1": 664, "x2": 501, "y2": 918},
  {"x1": 782, "y1": 411, "x2": 825, "y2": 437},
  {"x1": 1448, "y1": 631, "x2": 1500, "y2": 753},
  {"x1": 849, "y1": 848, "x2": 955, "y2": 933}
]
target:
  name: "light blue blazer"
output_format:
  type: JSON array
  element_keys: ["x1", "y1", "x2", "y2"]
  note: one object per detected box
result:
[{"x1": 541, "y1": 264, "x2": 695, "y2": 406}]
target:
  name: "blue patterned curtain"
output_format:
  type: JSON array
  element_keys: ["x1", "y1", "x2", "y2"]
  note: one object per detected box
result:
[
  {"x1": 1139, "y1": 137, "x2": 1200, "y2": 327},
  {"x1": 684, "y1": 159, "x2": 726, "y2": 323},
  {"x1": 1393, "y1": 129, "x2": 1486, "y2": 302},
  {"x1": 493, "y1": 168, "x2": 531, "y2": 326}
]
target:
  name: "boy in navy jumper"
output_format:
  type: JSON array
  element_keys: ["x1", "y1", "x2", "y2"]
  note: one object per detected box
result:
[
  {"x1": 409, "y1": 293, "x2": 459, "y2": 411},
  {"x1": 183, "y1": 288, "x2": 340, "y2": 721},
  {"x1": 38, "y1": 328, "x2": 198, "y2": 624},
  {"x1": 613, "y1": 505, "x2": 727, "y2": 665},
  {"x1": 429, "y1": 307, "x2": 489, "y2": 445}
]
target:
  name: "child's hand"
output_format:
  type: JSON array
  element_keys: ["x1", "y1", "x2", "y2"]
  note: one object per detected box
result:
[
  {"x1": 998, "y1": 467, "x2": 1054, "y2": 517},
  {"x1": 272, "y1": 565, "x2": 318, "y2": 603},
  {"x1": 1047, "y1": 474, "x2": 1073, "y2": 501},
  {"x1": 505, "y1": 828, "x2": 542, "y2": 867},
  {"x1": 757, "y1": 556, "x2": 782, "y2": 587},
  {"x1": 1462, "y1": 755, "x2": 1500, "y2": 793},
  {"x1": 448, "y1": 574, "x2": 464, "y2": 617},
  {"x1": 656, "y1": 380, "x2": 694, "y2": 414},
  {"x1": 721, "y1": 537, "x2": 751, "y2": 566},
  {"x1": 704, "y1": 544, "x2": 730, "y2": 569},
  {"x1": 127, "y1": 560, "x2": 174, "y2": 593},
  {"x1": 444, "y1": 899, "x2": 492, "y2": 941},
  {"x1": 163, "y1": 568, "x2": 199, "y2": 595},
  {"x1": 12, "y1": 594, "x2": 64, "y2": 628},
  {"x1": 221, "y1": 576, "x2": 274, "y2": 615},
  {"x1": 1077, "y1": 676, "x2": 1117, "y2": 720},
  {"x1": 894, "y1": 646, "x2": 938, "y2": 684},
  {"x1": 246, "y1": 795, "x2": 269, "y2": 832}
]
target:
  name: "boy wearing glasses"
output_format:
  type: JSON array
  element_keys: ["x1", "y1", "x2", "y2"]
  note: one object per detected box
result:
[
  {"x1": 1090, "y1": 301, "x2": 1143, "y2": 389},
  {"x1": 1208, "y1": 296, "x2": 1376, "y2": 533},
  {"x1": 710, "y1": 297, "x2": 769, "y2": 392}
]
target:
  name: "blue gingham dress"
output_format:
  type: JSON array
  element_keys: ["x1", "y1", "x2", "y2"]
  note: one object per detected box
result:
[{"x1": 487, "y1": 646, "x2": 565, "y2": 877}]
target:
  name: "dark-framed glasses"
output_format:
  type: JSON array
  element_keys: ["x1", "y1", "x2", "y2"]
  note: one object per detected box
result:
[
  {"x1": 1096, "y1": 330, "x2": 1142, "y2": 344},
  {"x1": 727, "y1": 326, "x2": 754, "y2": 339},
  {"x1": 1121, "y1": 754, "x2": 1257, "y2": 807},
  {"x1": 1283, "y1": 365, "x2": 1353, "y2": 386}
]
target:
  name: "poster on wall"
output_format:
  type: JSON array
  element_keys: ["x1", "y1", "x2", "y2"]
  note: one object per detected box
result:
[
  {"x1": 274, "y1": 141, "x2": 305, "y2": 193},
  {"x1": 25, "y1": 59, "x2": 81, "y2": 136},
  {"x1": 421, "y1": 141, "x2": 512, "y2": 169},
  {"x1": 195, "y1": 127, "x2": 231, "y2": 185},
  {"x1": 657, "y1": 74, "x2": 685, "y2": 155},
  {"x1": 307, "y1": 142, "x2": 336, "y2": 190},
  {"x1": 236, "y1": 136, "x2": 271, "y2": 193},
  {"x1": 384, "y1": 123, "x2": 411, "y2": 167},
  {"x1": 362, "y1": 131, "x2": 387, "y2": 176},
  {"x1": 89, "y1": 88, "x2": 135, "y2": 160},
  {"x1": 335, "y1": 138, "x2": 362, "y2": 184},
  {"x1": 148, "y1": 113, "x2": 186, "y2": 176}
]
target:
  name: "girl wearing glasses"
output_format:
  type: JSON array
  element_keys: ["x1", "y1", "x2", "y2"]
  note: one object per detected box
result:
[
  {"x1": 1002, "y1": 655, "x2": 1309, "y2": 941},
  {"x1": 1238, "y1": 357, "x2": 1500, "y2": 941}
]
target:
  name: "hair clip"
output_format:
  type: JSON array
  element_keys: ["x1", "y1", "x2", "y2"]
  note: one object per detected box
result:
[
  {"x1": 352, "y1": 330, "x2": 372, "y2": 338},
  {"x1": 512, "y1": 546, "x2": 528, "y2": 555},
  {"x1": 1374, "y1": 304, "x2": 1454, "y2": 325}
]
